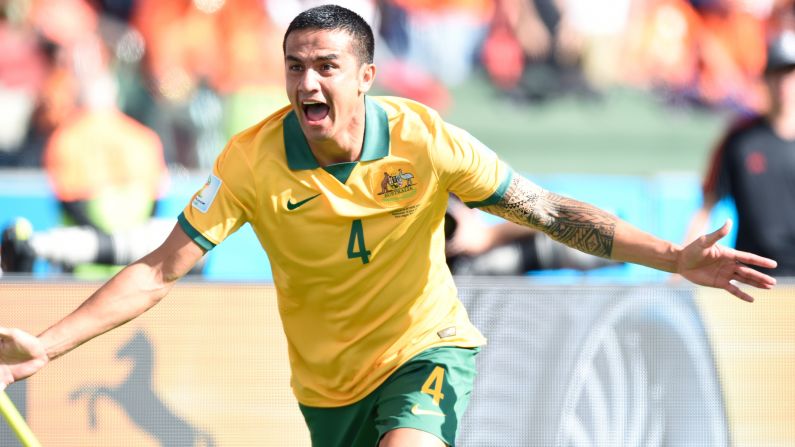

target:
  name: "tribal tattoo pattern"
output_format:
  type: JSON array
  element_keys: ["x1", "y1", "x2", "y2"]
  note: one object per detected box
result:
[{"x1": 482, "y1": 176, "x2": 617, "y2": 258}]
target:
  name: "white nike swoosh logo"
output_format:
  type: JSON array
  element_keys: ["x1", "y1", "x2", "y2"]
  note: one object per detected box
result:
[{"x1": 410, "y1": 403, "x2": 445, "y2": 417}]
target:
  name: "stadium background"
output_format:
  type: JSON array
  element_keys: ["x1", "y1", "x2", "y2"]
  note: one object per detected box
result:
[{"x1": 1, "y1": 0, "x2": 794, "y2": 445}]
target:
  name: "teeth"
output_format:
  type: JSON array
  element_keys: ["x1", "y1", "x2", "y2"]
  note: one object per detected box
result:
[{"x1": 303, "y1": 101, "x2": 323, "y2": 105}]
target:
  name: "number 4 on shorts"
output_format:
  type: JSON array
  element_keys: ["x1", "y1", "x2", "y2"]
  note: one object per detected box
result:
[{"x1": 421, "y1": 366, "x2": 445, "y2": 406}]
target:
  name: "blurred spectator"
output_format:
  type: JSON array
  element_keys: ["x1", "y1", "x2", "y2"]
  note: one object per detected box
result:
[
  {"x1": 481, "y1": 0, "x2": 605, "y2": 103},
  {"x1": 768, "y1": 0, "x2": 795, "y2": 34},
  {"x1": 0, "y1": 21, "x2": 52, "y2": 166},
  {"x1": 622, "y1": 0, "x2": 768, "y2": 112},
  {"x1": 623, "y1": 0, "x2": 708, "y2": 104},
  {"x1": 383, "y1": 0, "x2": 492, "y2": 86},
  {"x1": 561, "y1": 0, "x2": 634, "y2": 90},
  {"x1": 685, "y1": 31, "x2": 795, "y2": 277},
  {"x1": 131, "y1": 0, "x2": 284, "y2": 168},
  {"x1": 0, "y1": 1, "x2": 84, "y2": 167},
  {"x1": 44, "y1": 72, "x2": 166, "y2": 233},
  {"x1": 1, "y1": 69, "x2": 175, "y2": 276},
  {"x1": 374, "y1": 0, "x2": 492, "y2": 111},
  {"x1": 695, "y1": 0, "x2": 768, "y2": 110},
  {"x1": 445, "y1": 195, "x2": 615, "y2": 275}
]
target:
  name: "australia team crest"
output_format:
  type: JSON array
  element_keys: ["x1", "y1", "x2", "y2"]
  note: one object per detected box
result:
[{"x1": 372, "y1": 163, "x2": 419, "y2": 206}]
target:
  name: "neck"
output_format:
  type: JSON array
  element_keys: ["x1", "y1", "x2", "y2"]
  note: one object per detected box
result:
[
  {"x1": 769, "y1": 105, "x2": 795, "y2": 140},
  {"x1": 308, "y1": 100, "x2": 367, "y2": 167}
]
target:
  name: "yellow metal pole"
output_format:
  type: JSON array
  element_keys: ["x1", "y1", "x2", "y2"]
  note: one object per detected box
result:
[{"x1": 0, "y1": 390, "x2": 41, "y2": 447}]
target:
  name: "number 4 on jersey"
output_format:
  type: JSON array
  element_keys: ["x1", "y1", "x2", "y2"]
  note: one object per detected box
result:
[{"x1": 347, "y1": 219, "x2": 371, "y2": 264}]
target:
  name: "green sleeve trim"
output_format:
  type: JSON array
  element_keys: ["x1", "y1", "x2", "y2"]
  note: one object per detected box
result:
[
  {"x1": 177, "y1": 213, "x2": 216, "y2": 251},
  {"x1": 465, "y1": 169, "x2": 514, "y2": 208}
]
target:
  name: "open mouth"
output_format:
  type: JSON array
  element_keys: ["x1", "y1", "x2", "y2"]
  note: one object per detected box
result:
[{"x1": 302, "y1": 101, "x2": 330, "y2": 123}]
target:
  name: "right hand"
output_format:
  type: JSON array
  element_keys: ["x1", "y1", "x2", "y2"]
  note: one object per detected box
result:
[{"x1": 0, "y1": 327, "x2": 48, "y2": 391}]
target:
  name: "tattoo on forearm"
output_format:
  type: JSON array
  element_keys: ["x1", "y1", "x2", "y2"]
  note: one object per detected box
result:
[{"x1": 482, "y1": 176, "x2": 617, "y2": 258}]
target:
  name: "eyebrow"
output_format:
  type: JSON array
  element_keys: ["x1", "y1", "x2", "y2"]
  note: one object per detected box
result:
[{"x1": 285, "y1": 54, "x2": 339, "y2": 63}]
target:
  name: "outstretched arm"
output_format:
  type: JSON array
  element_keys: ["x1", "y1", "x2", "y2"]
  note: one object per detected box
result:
[
  {"x1": 0, "y1": 223, "x2": 205, "y2": 390},
  {"x1": 481, "y1": 175, "x2": 777, "y2": 301}
]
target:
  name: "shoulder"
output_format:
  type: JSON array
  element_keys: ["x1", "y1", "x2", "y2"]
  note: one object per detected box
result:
[
  {"x1": 711, "y1": 114, "x2": 766, "y2": 160},
  {"x1": 722, "y1": 114, "x2": 767, "y2": 143},
  {"x1": 369, "y1": 96, "x2": 444, "y2": 130}
]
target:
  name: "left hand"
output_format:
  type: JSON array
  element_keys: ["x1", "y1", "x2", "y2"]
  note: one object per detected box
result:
[
  {"x1": 677, "y1": 220, "x2": 777, "y2": 302},
  {"x1": 0, "y1": 327, "x2": 48, "y2": 391}
]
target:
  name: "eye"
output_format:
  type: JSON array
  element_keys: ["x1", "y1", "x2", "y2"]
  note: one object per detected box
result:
[
  {"x1": 288, "y1": 64, "x2": 303, "y2": 72},
  {"x1": 320, "y1": 63, "x2": 334, "y2": 72}
]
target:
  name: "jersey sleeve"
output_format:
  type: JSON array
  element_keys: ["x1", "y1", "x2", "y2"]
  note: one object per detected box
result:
[
  {"x1": 178, "y1": 139, "x2": 255, "y2": 250},
  {"x1": 430, "y1": 121, "x2": 513, "y2": 207}
]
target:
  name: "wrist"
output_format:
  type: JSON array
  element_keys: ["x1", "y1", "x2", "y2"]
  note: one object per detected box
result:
[
  {"x1": 38, "y1": 330, "x2": 67, "y2": 362},
  {"x1": 668, "y1": 242, "x2": 685, "y2": 274}
]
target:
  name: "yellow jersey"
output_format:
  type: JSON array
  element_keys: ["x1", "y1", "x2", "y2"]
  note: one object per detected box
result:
[{"x1": 179, "y1": 96, "x2": 512, "y2": 407}]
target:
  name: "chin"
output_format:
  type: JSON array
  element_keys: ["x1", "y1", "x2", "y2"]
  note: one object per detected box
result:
[
  {"x1": 301, "y1": 117, "x2": 333, "y2": 135},
  {"x1": 303, "y1": 127, "x2": 333, "y2": 142}
]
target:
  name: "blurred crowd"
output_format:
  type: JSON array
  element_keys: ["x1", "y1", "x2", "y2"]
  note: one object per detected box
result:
[{"x1": 1, "y1": 0, "x2": 794, "y2": 172}]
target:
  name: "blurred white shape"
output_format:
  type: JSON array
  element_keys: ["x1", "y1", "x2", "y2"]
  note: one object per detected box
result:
[
  {"x1": 655, "y1": 5, "x2": 688, "y2": 41},
  {"x1": 82, "y1": 72, "x2": 119, "y2": 110},
  {"x1": 115, "y1": 29, "x2": 145, "y2": 64},
  {"x1": 736, "y1": 0, "x2": 774, "y2": 18},
  {"x1": 649, "y1": 4, "x2": 688, "y2": 67},
  {"x1": 0, "y1": 87, "x2": 35, "y2": 151},
  {"x1": 565, "y1": 0, "x2": 631, "y2": 36},
  {"x1": 193, "y1": 0, "x2": 226, "y2": 14},
  {"x1": 158, "y1": 67, "x2": 194, "y2": 103},
  {"x1": 5, "y1": 0, "x2": 32, "y2": 24},
  {"x1": 71, "y1": 36, "x2": 105, "y2": 80}
]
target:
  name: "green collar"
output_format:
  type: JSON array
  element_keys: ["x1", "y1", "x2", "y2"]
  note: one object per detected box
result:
[{"x1": 284, "y1": 96, "x2": 390, "y2": 170}]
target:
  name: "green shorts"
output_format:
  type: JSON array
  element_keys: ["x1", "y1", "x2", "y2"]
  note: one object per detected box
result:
[{"x1": 299, "y1": 346, "x2": 480, "y2": 447}]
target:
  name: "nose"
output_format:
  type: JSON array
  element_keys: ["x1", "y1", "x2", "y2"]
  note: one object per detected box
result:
[{"x1": 298, "y1": 68, "x2": 321, "y2": 94}]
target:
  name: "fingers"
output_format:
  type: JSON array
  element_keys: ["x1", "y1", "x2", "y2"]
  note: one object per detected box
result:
[
  {"x1": 0, "y1": 327, "x2": 22, "y2": 343},
  {"x1": 0, "y1": 364, "x2": 10, "y2": 391},
  {"x1": 734, "y1": 265, "x2": 776, "y2": 289},
  {"x1": 723, "y1": 262, "x2": 776, "y2": 302},
  {"x1": 734, "y1": 250, "x2": 778, "y2": 269},
  {"x1": 732, "y1": 274, "x2": 773, "y2": 290},
  {"x1": 701, "y1": 219, "x2": 732, "y2": 247},
  {"x1": 725, "y1": 281, "x2": 755, "y2": 303}
]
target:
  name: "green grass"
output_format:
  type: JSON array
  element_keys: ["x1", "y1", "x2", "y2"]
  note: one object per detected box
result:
[{"x1": 440, "y1": 76, "x2": 730, "y2": 176}]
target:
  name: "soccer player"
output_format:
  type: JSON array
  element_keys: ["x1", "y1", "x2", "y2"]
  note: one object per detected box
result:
[{"x1": 0, "y1": 5, "x2": 777, "y2": 447}]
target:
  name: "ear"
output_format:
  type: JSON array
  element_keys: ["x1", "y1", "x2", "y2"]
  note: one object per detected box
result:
[{"x1": 358, "y1": 63, "x2": 376, "y2": 94}]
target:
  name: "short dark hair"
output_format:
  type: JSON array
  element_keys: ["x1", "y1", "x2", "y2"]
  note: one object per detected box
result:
[{"x1": 283, "y1": 5, "x2": 375, "y2": 65}]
